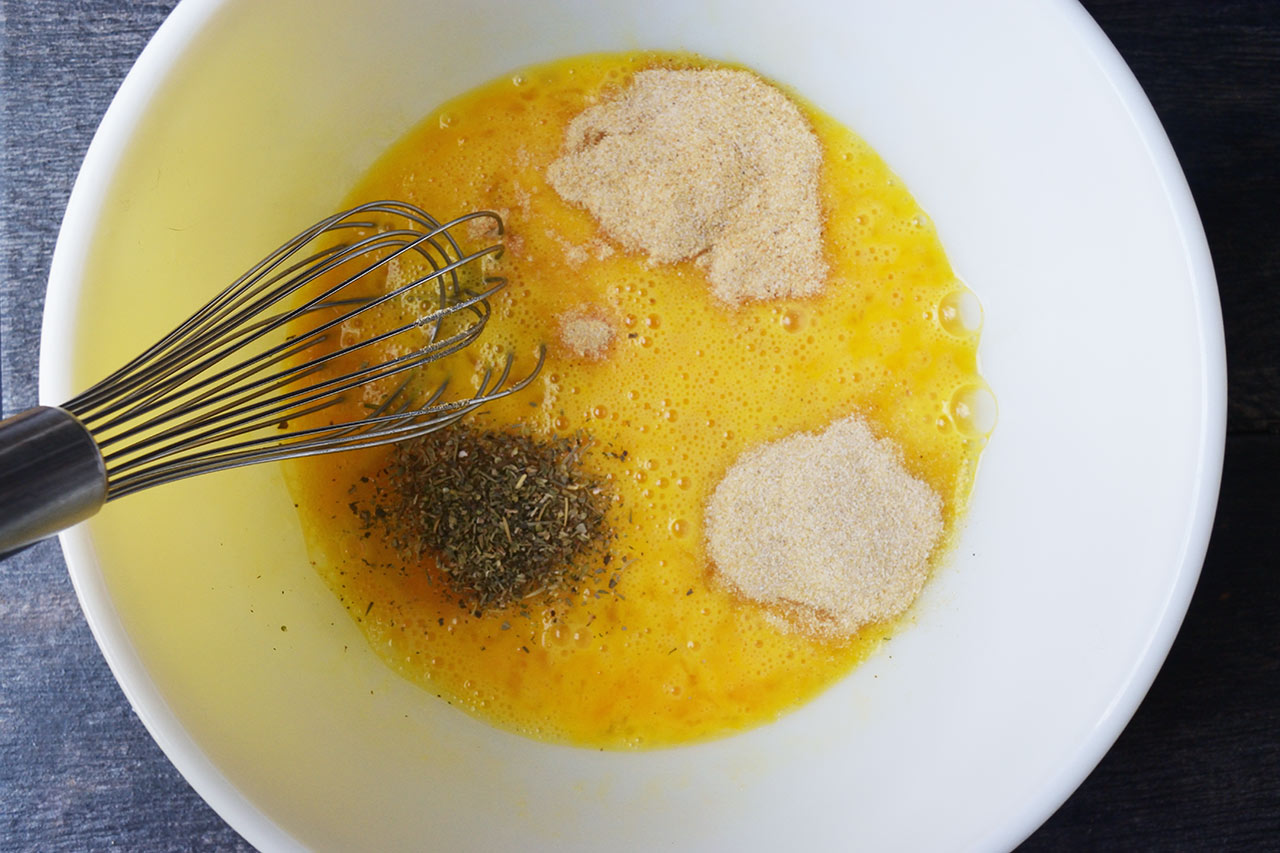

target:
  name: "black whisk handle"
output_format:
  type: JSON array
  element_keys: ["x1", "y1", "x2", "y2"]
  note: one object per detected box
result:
[{"x1": 0, "y1": 406, "x2": 107, "y2": 555}]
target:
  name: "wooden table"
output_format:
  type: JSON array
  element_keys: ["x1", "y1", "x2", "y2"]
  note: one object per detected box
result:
[{"x1": 1, "y1": 1, "x2": 1275, "y2": 849}]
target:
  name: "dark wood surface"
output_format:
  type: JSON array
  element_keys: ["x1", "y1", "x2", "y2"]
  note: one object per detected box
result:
[{"x1": 1, "y1": 1, "x2": 1276, "y2": 850}]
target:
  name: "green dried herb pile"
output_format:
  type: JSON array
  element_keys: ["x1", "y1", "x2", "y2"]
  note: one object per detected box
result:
[{"x1": 387, "y1": 424, "x2": 613, "y2": 614}]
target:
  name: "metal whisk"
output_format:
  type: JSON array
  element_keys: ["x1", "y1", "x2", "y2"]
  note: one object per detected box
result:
[{"x1": 0, "y1": 200, "x2": 542, "y2": 552}]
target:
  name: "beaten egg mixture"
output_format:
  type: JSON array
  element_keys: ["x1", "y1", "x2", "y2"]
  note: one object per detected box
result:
[{"x1": 284, "y1": 52, "x2": 990, "y2": 748}]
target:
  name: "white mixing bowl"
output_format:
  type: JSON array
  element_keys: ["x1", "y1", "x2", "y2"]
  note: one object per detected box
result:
[{"x1": 40, "y1": 0, "x2": 1224, "y2": 849}]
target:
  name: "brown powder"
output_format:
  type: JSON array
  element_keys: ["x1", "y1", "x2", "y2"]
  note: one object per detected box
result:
[
  {"x1": 559, "y1": 307, "x2": 615, "y2": 359},
  {"x1": 704, "y1": 414, "x2": 943, "y2": 637},
  {"x1": 546, "y1": 68, "x2": 827, "y2": 306},
  {"x1": 464, "y1": 207, "x2": 509, "y2": 242},
  {"x1": 544, "y1": 229, "x2": 616, "y2": 268}
]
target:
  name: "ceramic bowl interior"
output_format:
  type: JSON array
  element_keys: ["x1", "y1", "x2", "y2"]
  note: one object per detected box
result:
[{"x1": 41, "y1": 0, "x2": 1223, "y2": 849}]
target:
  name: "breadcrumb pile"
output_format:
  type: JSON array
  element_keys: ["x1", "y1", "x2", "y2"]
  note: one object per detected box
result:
[
  {"x1": 547, "y1": 69, "x2": 827, "y2": 306},
  {"x1": 705, "y1": 414, "x2": 943, "y2": 636}
]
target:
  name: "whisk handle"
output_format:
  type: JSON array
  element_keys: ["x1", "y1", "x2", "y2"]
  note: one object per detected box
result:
[{"x1": 0, "y1": 406, "x2": 107, "y2": 554}]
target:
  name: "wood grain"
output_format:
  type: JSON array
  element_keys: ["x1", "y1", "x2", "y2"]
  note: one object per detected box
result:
[{"x1": 1020, "y1": 435, "x2": 1280, "y2": 850}]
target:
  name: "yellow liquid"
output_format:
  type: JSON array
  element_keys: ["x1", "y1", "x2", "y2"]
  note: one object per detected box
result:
[{"x1": 286, "y1": 52, "x2": 989, "y2": 749}]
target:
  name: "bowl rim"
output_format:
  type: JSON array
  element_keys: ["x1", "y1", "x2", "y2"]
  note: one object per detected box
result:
[
  {"x1": 38, "y1": 0, "x2": 1226, "y2": 849},
  {"x1": 39, "y1": 1, "x2": 307, "y2": 849},
  {"x1": 978, "y1": 2, "x2": 1226, "y2": 847}
]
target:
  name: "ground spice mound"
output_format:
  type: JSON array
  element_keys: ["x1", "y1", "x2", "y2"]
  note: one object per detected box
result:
[
  {"x1": 705, "y1": 414, "x2": 943, "y2": 636},
  {"x1": 558, "y1": 307, "x2": 614, "y2": 359},
  {"x1": 546, "y1": 68, "x2": 827, "y2": 306},
  {"x1": 387, "y1": 424, "x2": 613, "y2": 614}
]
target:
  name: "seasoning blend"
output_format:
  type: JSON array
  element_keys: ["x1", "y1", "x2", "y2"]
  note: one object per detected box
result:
[
  {"x1": 705, "y1": 413, "x2": 943, "y2": 636},
  {"x1": 384, "y1": 425, "x2": 613, "y2": 615},
  {"x1": 287, "y1": 51, "x2": 990, "y2": 748},
  {"x1": 558, "y1": 307, "x2": 615, "y2": 360},
  {"x1": 548, "y1": 68, "x2": 947, "y2": 636},
  {"x1": 547, "y1": 68, "x2": 827, "y2": 306}
]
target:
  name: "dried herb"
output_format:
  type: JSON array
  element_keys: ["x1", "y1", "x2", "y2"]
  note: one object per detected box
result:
[{"x1": 387, "y1": 423, "x2": 613, "y2": 614}]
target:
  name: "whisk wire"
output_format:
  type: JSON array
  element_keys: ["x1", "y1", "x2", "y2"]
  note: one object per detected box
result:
[
  {"x1": 105, "y1": 353, "x2": 542, "y2": 501},
  {"x1": 62, "y1": 200, "x2": 531, "y2": 501},
  {"x1": 65, "y1": 228, "x2": 355, "y2": 416},
  {"x1": 101, "y1": 303, "x2": 494, "y2": 474},
  {"x1": 73, "y1": 224, "x2": 478, "y2": 431},
  {"x1": 66, "y1": 201, "x2": 492, "y2": 417},
  {"x1": 88, "y1": 248, "x2": 502, "y2": 454}
]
